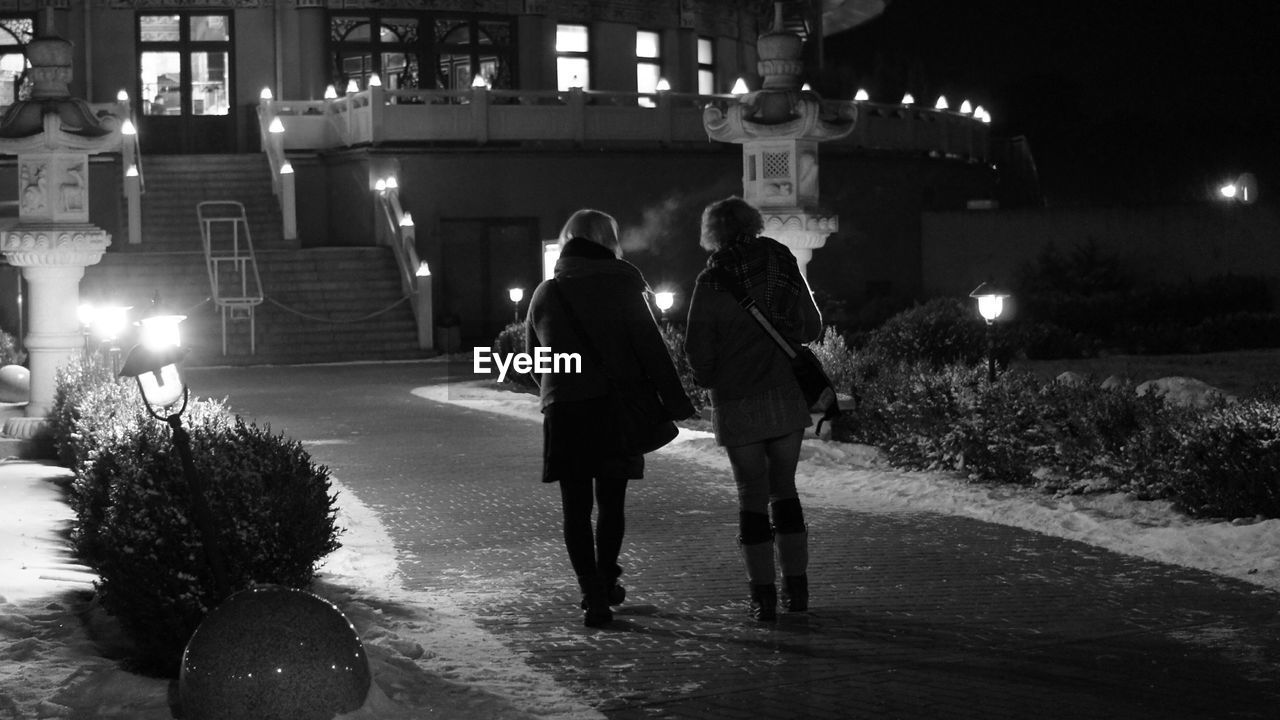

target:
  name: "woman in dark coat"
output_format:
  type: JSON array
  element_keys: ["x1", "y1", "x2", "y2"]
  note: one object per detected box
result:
[
  {"x1": 526, "y1": 208, "x2": 694, "y2": 628},
  {"x1": 683, "y1": 196, "x2": 823, "y2": 621}
]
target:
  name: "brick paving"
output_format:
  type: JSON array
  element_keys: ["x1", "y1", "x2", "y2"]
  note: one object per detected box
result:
[{"x1": 189, "y1": 363, "x2": 1280, "y2": 719}]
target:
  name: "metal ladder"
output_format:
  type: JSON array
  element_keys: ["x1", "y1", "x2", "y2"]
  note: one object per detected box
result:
[{"x1": 197, "y1": 201, "x2": 264, "y2": 354}]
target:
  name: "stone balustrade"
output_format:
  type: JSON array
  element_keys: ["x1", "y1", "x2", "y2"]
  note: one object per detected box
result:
[{"x1": 262, "y1": 87, "x2": 990, "y2": 162}]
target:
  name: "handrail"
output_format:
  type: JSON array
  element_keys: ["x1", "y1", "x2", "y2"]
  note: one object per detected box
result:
[
  {"x1": 255, "y1": 99, "x2": 297, "y2": 241},
  {"x1": 372, "y1": 178, "x2": 433, "y2": 350}
]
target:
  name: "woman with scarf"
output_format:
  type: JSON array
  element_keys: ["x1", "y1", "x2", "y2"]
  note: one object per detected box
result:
[
  {"x1": 684, "y1": 196, "x2": 823, "y2": 621},
  {"x1": 526, "y1": 208, "x2": 695, "y2": 628}
]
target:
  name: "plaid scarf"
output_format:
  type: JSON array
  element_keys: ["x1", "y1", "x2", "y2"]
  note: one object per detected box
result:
[{"x1": 698, "y1": 235, "x2": 805, "y2": 328}]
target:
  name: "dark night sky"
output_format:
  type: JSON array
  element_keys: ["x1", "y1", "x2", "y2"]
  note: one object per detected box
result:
[{"x1": 821, "y1": 0, "x2": 1279, "y2": 206}]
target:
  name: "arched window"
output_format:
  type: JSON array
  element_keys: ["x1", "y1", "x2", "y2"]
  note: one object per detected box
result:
[
  {"x1": 0, "y1": 16, "x2": 34, "y2": 107},
  {"x1": 329, "y1": 12, "x2": 513, "y2": 93}
]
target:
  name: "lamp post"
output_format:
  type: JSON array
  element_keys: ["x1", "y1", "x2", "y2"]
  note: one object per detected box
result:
[
  {"x1": 654, "y1": 291, "x2": 675, "y2": 325},
  {"x1": 508, "y1": 287, "x2": 524, "y2": 324},
  {"x1": 119, "y1": 324, "x2": 230, "y2": 601},
  {"x1": 970, "y1": 281, "x2": 1010, "y2": 383}
]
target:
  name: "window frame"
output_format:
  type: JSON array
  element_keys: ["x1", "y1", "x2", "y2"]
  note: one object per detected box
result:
[
  {"x1": 555, "y1": 22, "x2": 591, "y2": 90},
  {"x1": 697, "y1": 36, "x2": 716, "y2": 95},
  {"x1": 635, "y1": 28, "x2": 662, "y2": 104}
]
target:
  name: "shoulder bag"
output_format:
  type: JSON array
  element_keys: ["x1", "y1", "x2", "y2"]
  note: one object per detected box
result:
[
  {"x1": 551, "y1": 280, "x2": 679, "y2": 455},
  {"x1": 710, "y1": 270, "x2": 842, "y2": 435}
]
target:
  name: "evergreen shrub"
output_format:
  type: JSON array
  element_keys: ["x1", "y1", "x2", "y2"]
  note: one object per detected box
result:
[
  {"x1": 57, "y1": 364, "x2": 342, "y2": 676},
  {"x1": 659, "y1": 323, "x2": 710, "y2": 413},
  {"x1": 861, "y1": 297, "x2": 1002, "y2": 368},
  {"x1": 48, "y1": 354, "x2": 140, "y2": 469},
  {"x1": 492, "y1": 321, "x2": 536, "y2": 389},
  {"x1": 0, "y1": 328, "x2": 24, "y2": 366}
]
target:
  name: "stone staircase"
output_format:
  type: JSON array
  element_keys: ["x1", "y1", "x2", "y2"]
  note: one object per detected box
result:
[{"x1": 85, "y1": 154, "x2": 428, "y2": 366}]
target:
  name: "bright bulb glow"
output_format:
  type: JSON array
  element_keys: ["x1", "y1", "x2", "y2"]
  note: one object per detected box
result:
[
  {"x1": 121, "y1": 119, "x2": 136, "y2": 136},
  {"x1": 268, "y1": 117, "x2": 285, "y2": 133},
  {"x1": 116, "y1": 89, "x2": 129, "y2": 102},
  {"x1": 385, "y1": 176, "x2": 398, "y2": 190},
  {"x1": 656, "y1": 77, "x2": 671, "y2": 93},
  {"x1": 654, "y1": 291, "x2": 675, "y2": 312},
  {"x1": 139, "y1": 364, "x2": 184, "y2": 409},
  {"x1": 509, "y1": 287, "x2": 524, "y2": 303},
  {"x1": 77, "y1": 303, "x2": 95, "y2": 328},
  {"x1": 977, "y1": 295, "x2": 1004, "y2": 322},
  {"x1": 731, "y1": 77, "x2": 749, "y2": 95},
  {"x1": 935, "y1": 95, "x2": 948, "y2": 110},
  {"x1": 126, "y1": 164, "x2": 139, "y2": 177},
  {"x1": 346, "y1": 79, "x2": 360, "y2": 93},
  {"x1": 400, "y1": 212, "x2": 414, "y2": 227},
  {"x1": 471, "y1": 73, "x2": 489, "y2": 89},
  {"x1": 854, "y1": 88, "x2": 870, "y2": 102},
  {"x1": 960, "y1": 100, "x2": 973, "y2": 114},
  {"x1": 801, "y1": 83, "x2": 812, "y2": 92},
  {"x1": 324, "y1": 84, "x2": 338, "y2": 99},
  {"x1": 280, "y1": 162, "x2": 294, "y2": 175},
  {"x1": 415, "y1": 261, "x2": 431, "y2": 277},
  {"x1": 368, "y1": 74, "x2": 382, "y2": 87},
  {"x1": 260, "y1": 87, "x2": 273, "y2": 100},
  {"x1": 140, "y1": 315, "x2": 185, "y2": 350},
  {"x1": 93, "y1": 305, "x2": 131, "y2": 342},
  {"x1": 1220, "y1": 183, "x2": 1239, "y2": 199},
  {"x1": 901, "y1": 92, "x2": 915, "y2": 105},
  {"x1": 375, "y1": 179, "x2": 387, "y2": 192}
]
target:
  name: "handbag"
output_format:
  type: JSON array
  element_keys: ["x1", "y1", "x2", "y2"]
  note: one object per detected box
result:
[
  {"x1": 710, "y1": 270, "x2": 842, "y2": 435},
  {"x1": 551, "y1": 280, "x2": 679, "y2": 455}
]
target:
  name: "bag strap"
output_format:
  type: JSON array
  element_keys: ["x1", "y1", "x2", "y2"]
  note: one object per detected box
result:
[
  {"x1": 550, "y1": 279, "x2": 619, "y2": 384},
  {"x1": 707, "y1": 269, "x2": 799, "y2": 360}
]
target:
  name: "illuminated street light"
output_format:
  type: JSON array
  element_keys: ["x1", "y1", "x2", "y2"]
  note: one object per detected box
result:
[
  {"x1": 970, "y1": 281, "x2": 1010, "y2": 383},
  {"x1": 119, "y1": 333, "x2": 230, "y2": 600},
  {"x1": 854, "y1": 88, "x2": 870, "y2": 102},
  {"x1": 654, "y1": 291, "x2": 675, "y2": 324},
  {"x1": 324, "y1": 84, "x2": 338, "y2": 100},
  {"x1": 1218, "y1": 173, "x2": 1257, "y2": 204},
  {"x1": 901, "y1": 92, "x2": 915, "y2": 105},
  {"x1": 508, "y1": 287, "x2": 524, "y2": 323},
  {"x1": 731, "y1": 77, "x2": 750, "y2": 95}
]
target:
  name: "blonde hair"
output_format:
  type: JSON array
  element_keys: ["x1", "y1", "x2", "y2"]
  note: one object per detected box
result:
[
  {"x1": 700, "y1": 196, "x2": 763, "y2": 252},
  {"x1": 559, "y1": 209, "x2": 621, "y2": 257}
]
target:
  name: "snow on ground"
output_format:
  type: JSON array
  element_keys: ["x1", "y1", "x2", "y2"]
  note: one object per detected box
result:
[{"x1": 2, "y1": 377, "x2": 1278, "y2": 718}]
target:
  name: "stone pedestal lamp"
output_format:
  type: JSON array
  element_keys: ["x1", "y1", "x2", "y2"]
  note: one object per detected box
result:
[
  {"x1": 703, "y1": 7, "x2": 855, "y2": 277},
  {"x1": 0, "y1": 35, "x2": 120, "y2": 440}
]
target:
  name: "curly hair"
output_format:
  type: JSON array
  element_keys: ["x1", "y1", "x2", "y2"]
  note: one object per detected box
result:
[{"x1": 699, "y1": 196, "x2": 763, "y2": 252}]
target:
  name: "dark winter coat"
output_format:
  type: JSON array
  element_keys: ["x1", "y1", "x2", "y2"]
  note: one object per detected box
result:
[{"x1": 526, "y1": 237, "x2": 693, "y2": 481}]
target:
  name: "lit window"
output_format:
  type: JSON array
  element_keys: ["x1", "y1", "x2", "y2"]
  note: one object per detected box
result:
[
  {"x1": 556, "y1": 24, "x2": 589, "y2": 90},
  {"x1": 636, "y1": 30, "x2": 661, "y2": 106},
  {"x1": 697, "y1": 37, "x2": 715, "y2": 95}
]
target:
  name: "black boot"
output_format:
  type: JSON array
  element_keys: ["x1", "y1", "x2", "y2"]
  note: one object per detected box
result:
[
  {"x1": 781, "y1": 574, "x2": 809, "y2": 612},
  {"x1": 750, "y1": 583, "x2": 778, "y2": 622},
  {"x1": 580, "y1": 579, "x2": 625, "y2": 609},
  {"x1": 577, "y1": 576, "x2": 613, "y2": 628}
]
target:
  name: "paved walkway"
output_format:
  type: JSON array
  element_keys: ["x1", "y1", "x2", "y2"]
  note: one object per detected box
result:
[{"x1": 188, "y1": 362, "x2": 1280, "y2": 719}]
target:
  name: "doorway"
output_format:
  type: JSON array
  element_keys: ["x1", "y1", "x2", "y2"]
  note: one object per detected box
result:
[
  {"x1": 437, "y1": 219, "x2": 541, "y2": 348},
  {"x1": 136, "y1": 12, "x2": 235, "y2": 154}
]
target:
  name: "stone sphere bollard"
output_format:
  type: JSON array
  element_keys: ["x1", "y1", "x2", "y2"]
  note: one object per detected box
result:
[
  {"x1": 179, "y1": 585, "x2": 371, "y2": 720},
  {"x1": 0, "y1": 364, "x2": 30, "y2": 403}
]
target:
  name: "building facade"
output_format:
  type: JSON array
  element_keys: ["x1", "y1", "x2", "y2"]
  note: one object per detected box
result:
[{"x1": 2, "y1": 1, "x2": 996, "y2": 348}]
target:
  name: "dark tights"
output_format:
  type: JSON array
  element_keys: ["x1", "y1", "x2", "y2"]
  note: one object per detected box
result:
[{"x1": 559, "y1": 477, "x2": 629, "y2": 580}]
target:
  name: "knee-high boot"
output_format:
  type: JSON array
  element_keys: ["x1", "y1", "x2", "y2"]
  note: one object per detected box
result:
[
  {"x1": 772, "y1": 498, "x2": 809, "y2": 612},
  {"x1": 739, "y1": 510, "x2": 776, "y2": 621},
  {"x1": 775, "y1": 531, "x2": 809, "y2": 611}
]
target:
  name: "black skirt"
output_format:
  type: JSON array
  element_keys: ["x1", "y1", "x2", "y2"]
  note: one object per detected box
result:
[{"x1": 542, "y1": 396, "x2": 644, "y2": 483}]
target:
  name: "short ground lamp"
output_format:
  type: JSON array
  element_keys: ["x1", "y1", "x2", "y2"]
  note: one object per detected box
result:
[
  {"x1": 970, "y1": 281, "x2": 1011, "y2": 382},
  {"x1": 508, "y1": 287, "x2": 524, "y2": 323},
  {"x1": 654, "y1": 290, "x2": 675, "y2": 324},
  {"x1": 118, "y1": 319, "x2": 231, "y2": 600}
]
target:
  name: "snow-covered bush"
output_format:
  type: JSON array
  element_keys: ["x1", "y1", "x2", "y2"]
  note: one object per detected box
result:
[
  {"x1": 493, "y1": 321, "x2": 536, "y2": 389},
  {"x1": 55, "y1": 364, "x2": 342, "y2": 676},
  {"x1": 48, "y1": 354, "x2": 140, "y2": 469},
  {"x1": 1123, "y1": 399, "x2": 1280, "y2": 519},
  {"x1": 659, "y1": 322, "x2": 710, "y2": 413}
]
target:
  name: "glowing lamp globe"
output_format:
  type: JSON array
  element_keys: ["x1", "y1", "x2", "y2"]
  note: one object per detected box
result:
[
  {"x1": 509, "y1": 287, "x2": 524, "y2": 304},
  {"x1": 654, "y1": 291, "x2": 675, "y2": 312},
  {"x1": 969, "y1": 281, "x2": 1010, "y2": 324},
  {"x1": 180, "y1": 585, "x2": 371, "y2": 720}
]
